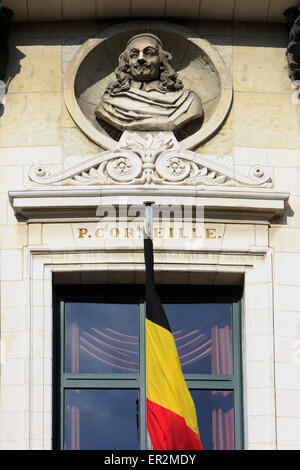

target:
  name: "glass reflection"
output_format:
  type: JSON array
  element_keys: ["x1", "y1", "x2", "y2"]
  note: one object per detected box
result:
[
  {"x1": 65, "y1": 389, "x2": 139, "y2": 450},
  {"x1": 65, "y1": 303, "x2": 139, "y2": 374},
  {"x1": 191, "y1": 390, "x2": 234, "y2": 450},
  {"x1": 164, "y1": 303, "x2": 232, "y2": 374}
]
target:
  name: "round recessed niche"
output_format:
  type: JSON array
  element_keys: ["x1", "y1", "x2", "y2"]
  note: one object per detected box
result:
[{"x1": 64, "y1": 22, "x2": 233, "y2": 151}]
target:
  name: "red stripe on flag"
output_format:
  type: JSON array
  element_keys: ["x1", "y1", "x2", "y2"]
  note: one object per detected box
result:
[{"x1": 147, "y1": 398, "x2": 203, "y2": 450}]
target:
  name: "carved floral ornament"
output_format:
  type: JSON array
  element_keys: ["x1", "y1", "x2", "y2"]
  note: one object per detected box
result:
[{"x1": 29, "y1": 133, "x2": 271, "y2": 188}]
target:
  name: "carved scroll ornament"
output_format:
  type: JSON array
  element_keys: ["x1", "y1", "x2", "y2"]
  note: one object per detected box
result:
[{"x1": 28, "y1": 133, "x2": 272, "y2": 188}]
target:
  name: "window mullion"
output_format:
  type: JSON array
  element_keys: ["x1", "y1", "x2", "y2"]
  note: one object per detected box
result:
[
  {"x1": 63, "y1": 373, "x2": 139, "y2": 381},
  {"x1": 184, "y1": 373, "x2": 234, "y2": 382},
  {"x1": 232, "y1": 301, "x2": 244, "y2": 450},
  {"x1": 63, "y1": 379, "x2": 140, "y2": 388},
  {"x1": 186, "y1": 380, "x2": 235, "y2": 390},
  {"x1": 60, "y1": 301, "x2": 65, "y2": 450}
]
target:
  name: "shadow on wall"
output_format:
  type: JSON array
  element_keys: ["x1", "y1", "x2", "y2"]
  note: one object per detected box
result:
[
  {"x1": 5, "y1": 43, "x2": 25, "y2": 87},
  {"x1": 0, "y1": 6, "x2": 14, "y2": 79},
  {"x1": 0, "y1": 16, "x2": 293, "y2": 117},
  {"x1": 272, "y1": 202, "x2": 294, "y2": 226},
  {"x1": 0, "y1": 5, "x2": 15, "y2": 117},
  {"x1": 0, "y1": 44, "x2": 25, "y2": 117},
  {"x1": 0, "y1": 5, "x2": 25, "y2": 117}
]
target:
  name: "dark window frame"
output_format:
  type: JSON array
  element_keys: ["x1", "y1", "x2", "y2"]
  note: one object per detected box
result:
[{"x1": 53, "y1": 284, "x2": 243, "y2": 450}]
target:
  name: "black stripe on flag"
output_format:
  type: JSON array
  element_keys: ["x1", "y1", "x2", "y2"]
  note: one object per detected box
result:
[{"x1": 144, "y1": 235, "x2": 171, "y2": 333}]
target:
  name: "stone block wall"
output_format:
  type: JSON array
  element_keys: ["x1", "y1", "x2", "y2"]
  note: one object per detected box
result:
[{"x1": 0, "y1": 19, "x2": 299, "y2": 449}]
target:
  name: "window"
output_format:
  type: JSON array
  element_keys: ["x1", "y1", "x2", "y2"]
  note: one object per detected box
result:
[{"x1": 53, "y1": 284, "x2": 243, "y2": 450}]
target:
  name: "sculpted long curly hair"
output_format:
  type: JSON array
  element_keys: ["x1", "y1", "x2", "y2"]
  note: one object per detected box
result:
[{"x1": 106, "y1": 34, "x2": 184, "y2": 96}]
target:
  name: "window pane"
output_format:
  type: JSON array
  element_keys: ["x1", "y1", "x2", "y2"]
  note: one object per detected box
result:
[
  {"x1": 65, "y1": 303, "x2": 139, "y2": 373},
  {"x1": 164, "y1": 303, "x2": 232, "y2": 374},
  {"x1": 65, "y1": 389, "x2": 139, "y2": 450},
  {"x1": 191, "y1": 390, "x2": 234, "y2": 450}
]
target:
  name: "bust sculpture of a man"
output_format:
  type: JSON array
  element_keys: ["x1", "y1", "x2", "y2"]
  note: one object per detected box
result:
[{"x1": 95, "y1": 33, "x2": 203, "y2": 132}]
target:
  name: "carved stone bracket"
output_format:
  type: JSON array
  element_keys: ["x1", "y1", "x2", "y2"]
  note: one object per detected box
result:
[{"x1": 28, "y1": 133, "x2": 272, "y2": 188}]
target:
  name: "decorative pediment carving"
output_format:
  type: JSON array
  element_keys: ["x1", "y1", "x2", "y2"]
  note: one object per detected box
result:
[{"x1": 28, "y1": 133, "x2": 272, "y2": 188}]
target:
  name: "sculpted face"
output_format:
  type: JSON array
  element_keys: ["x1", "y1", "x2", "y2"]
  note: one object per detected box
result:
[
  {"x1": 95, "y1": 32, "x2": 203, "y2": 134},
  {"x1": 126, "y1": 36, "x2": 160, "y2": 82}
]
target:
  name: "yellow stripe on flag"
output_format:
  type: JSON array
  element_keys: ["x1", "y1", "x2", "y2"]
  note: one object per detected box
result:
[{"x1": 146, "y1": 318, "x2": 200, "y2": 439}]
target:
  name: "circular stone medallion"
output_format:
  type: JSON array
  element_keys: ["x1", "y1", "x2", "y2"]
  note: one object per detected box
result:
[{"x1": 64, "y1": 21, "x2": 232, "y2": 151}]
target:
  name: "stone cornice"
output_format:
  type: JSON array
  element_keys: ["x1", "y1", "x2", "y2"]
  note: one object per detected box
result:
[{"x1": 9, "y1": 186, "x2": 290, "y2": 223}]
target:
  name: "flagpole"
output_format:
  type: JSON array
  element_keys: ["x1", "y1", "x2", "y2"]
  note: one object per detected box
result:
[
  {"x1": 142, "y1": 201, "x2": 203, "y2": 450},
  {"x1": 143, "y1": 201, "x2": 155, "y2": 450},
  {"x1": 143, "y1": 201, "x2": 155, "y2": 240}
]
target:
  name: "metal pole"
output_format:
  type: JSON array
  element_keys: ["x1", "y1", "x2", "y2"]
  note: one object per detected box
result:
[
  {"x1": 143, "y1": 201, "x2": 155, "y2": 240},
  {"x1": 142, "y1": 201, "x2": 155, "y2": 450}
]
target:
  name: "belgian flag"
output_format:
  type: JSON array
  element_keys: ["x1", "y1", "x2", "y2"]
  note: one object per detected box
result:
[{"x1": 144, "y1": 235, "x2": 203, "y2": 450}]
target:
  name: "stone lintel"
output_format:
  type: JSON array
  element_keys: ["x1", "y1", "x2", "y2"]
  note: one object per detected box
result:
[{"x1": 8, "y1": 187, "x2": 290, "y2": 223}]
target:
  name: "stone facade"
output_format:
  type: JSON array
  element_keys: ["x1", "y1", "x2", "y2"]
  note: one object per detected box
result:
[{"x1": 0, "y1": 15, "x2": 300, "y2": 451}]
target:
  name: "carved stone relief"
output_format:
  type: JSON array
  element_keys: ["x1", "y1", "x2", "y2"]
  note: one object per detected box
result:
[
  {"x1": 29, "y1": 133, "x2": 271, "y2": 188},
  {"x1": 28, "y1": 22, "x2": 275, "y2": 193},
  {"x1": 94, "y1": 33, "x2": 204, "y2": 134},
  {"x1": 64, "y1": 21, "x2": 233, "y2": 151}
]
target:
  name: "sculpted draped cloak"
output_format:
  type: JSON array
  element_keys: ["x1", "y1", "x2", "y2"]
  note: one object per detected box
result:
[{"x1": 95, "y1": 81, "x2": 203, "y2": 132}]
